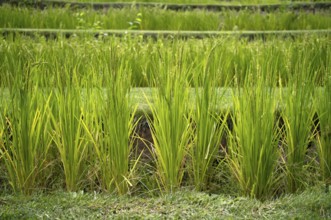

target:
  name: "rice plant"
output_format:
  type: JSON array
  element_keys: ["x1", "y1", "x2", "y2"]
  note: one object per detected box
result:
[
  {"x1": 50, "y1": 77, "x2": 89, "y2": 192},
  {"x1": 190, "y1": 45, "x2": 229, "y2": 190},
  {"x1": 0, "y1": 85, "x2": 52, "y2": 195},
  {"x1": 228, "y1": 74, "x2": 280, "y2": 200},
  {"x1": 146, "y1": 45, "x2": 192, "y2": 192},
  {"x1": 281, "y1": 55, "x2": 317, "y2": 193},
  {"x1": 84, "y1": 60, "x2": 139, "y2": 194}
]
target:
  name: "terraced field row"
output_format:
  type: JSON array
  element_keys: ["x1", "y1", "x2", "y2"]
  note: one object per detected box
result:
[{"x1": 2, "y1": 0, "x2": 331, "y2": 11}]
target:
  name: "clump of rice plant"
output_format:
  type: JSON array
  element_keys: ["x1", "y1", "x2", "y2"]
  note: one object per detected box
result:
[
  {"x1": 227, "y1": 74, "x2": 280, "y2": 200},
  {"x1": 316, "y1": 76, "x2": 331, "y2": 192},
  {"x1": 0, "y1": 85, "x2": 52, "y2": 195},
  {"x1": 147, "y1": 47, "x2": 192, "y2": 192},
  {"x1": 281, "y1": 61, "x2": 316, "y2": 193},
  {"x1": 190, "y1": 45, "x2": 228, "y2": 191},
  {"x1": 50, "y1": 83, "x2": 89, "y2": 192},
  {"x1": 85, "y1": 61, "x2": 139, "y2": 195}
]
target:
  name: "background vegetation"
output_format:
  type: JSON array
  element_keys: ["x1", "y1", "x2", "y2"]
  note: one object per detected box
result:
[{"x1": 1, "y1": 6, "x2": 330, "y2": 31}]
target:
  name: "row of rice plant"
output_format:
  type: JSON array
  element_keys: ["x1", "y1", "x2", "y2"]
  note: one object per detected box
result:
[
  {"x1": 1, "y1": 35, "x2": 330, "y2": 88},
  {"x1": 0, "y1": 35, "x2": 330, "y2": 200},
  {"x1": 1, "y1": 5, "x2": 330, "y2": 31},
  {"x1": 0, "y1": 66, "x2": 136, "y2": 194}
]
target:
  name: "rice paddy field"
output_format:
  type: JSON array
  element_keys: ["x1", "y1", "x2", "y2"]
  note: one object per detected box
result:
[{"x1": 0, "y1": 0, "x2": 331, "y2": 218}]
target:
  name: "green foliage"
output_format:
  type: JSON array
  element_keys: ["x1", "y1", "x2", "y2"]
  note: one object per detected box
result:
[
  {"x1": 74, "y1": 11, "x2": 103, "y2": 30},
  {"x1": 128, "y1": 13, "x2": 143, "y2": 30}
]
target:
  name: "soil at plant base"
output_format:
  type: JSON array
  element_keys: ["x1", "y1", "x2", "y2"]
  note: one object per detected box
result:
[{"x1": 132, "y1": 117, "x2": 230, "y2": 162}]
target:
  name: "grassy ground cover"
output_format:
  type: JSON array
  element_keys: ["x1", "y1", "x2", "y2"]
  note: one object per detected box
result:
[
  {"x1": 42, "y1": 0, "x2": 331, "y2": 4},
  {"x1": 1, "y1": 5, "x2": 330, "y2": 31},
  {"x1": 0, "y1": 186, "x2": 330, "y2": 219}
]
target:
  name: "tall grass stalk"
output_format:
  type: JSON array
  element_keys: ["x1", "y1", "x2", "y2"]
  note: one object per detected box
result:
[
  {"x1": 228, "y1": 74, "x2": 280, "y2": 200},
  {"x1": 316, "y1": 77, "x2": 331, "y2": 192},
  {"x1": 147, "y1": 46, "x2": 192, "y2": 192},
  {"x1": 0, "y1": 85, "x2": 52, "y2": 195},
  {"x1": 191, "y1": 45, "x2": 228, "y2": 190}
]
